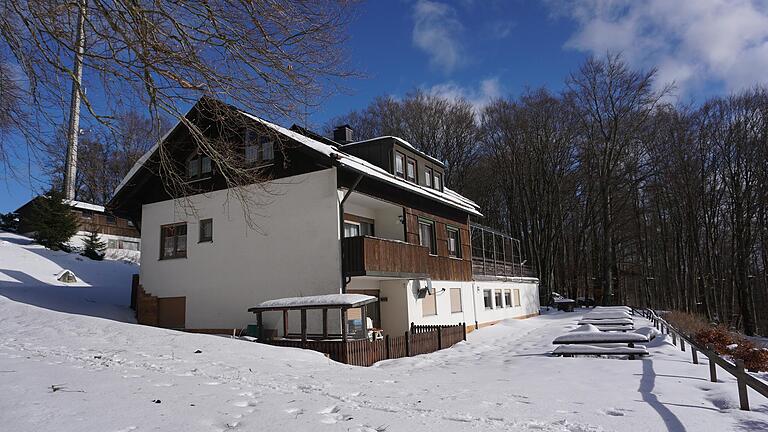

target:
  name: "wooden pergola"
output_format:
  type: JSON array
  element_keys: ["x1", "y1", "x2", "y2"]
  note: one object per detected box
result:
[{"x1": 248, "y1": 294, "x2": 378, "y2": 342}]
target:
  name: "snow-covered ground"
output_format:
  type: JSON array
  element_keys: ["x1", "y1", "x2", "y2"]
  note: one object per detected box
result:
[{"x1": 1, "y1": 231, "x2": 767, "y2": 431}]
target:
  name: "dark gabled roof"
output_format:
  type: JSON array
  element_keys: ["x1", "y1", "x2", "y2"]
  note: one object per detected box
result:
[
  {"x1": 289, "y1": 124, "x2": 342, "y2": 148},
  {"x1": 109, "y1": 99, "x2": 482, "y2": 217}
]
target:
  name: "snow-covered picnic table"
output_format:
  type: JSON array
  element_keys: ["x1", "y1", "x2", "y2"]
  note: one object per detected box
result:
[
  {"x1": 581, "y1": 311, "x2": 631, "y2": 320},
  {"x1": 552, "y1": 323, "x2": 650, "y2": 358}
]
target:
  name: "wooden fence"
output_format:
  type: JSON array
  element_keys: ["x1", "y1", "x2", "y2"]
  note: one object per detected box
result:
[
  {"x1": 263, "y1": 323, "x2": 467, "y2": 367},
  {"x1": 635, "y1": 307, "x2": 768, "y2": 411}
]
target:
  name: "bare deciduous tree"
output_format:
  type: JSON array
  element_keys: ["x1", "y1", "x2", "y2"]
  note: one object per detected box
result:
[{"x1": 0, "y1": 0, "x2": 357, "y2": 216}]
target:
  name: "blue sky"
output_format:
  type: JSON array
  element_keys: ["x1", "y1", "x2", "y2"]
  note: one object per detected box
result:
[{"x1": 3, "y1": 0, "x2": 768, "y2": 212}]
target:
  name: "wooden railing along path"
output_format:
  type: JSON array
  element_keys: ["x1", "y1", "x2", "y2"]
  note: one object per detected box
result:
[
  {"x1": 265, "y1": 322, "x2": 467, "y2": 367},
  {"x1": 634, "y1": 307, "x2": 768, "y2": 411}
]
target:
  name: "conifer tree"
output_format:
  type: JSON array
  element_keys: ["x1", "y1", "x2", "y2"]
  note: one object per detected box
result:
[
  {"x1": 27, "y1": 189, "x2": 79, "y2": 250},
  {"x1": 81, "y1": 229, "x2": 106, "y2": 260}
]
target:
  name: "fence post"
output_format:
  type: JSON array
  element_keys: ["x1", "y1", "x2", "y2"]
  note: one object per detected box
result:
[
  {"x1": 671, "y1": 331, "x2": 677, "y2": 345},
  {"x1": 462, "y1": 322, "x2": 467, "y2": 341},
  {"x1": 680, "y1": 338, "x2": 685, "y2": 352},
  {"x1": 385, "y1": 334, "x2": 391, "y2": 359},
  {"x1": 437, "y1": 327, "x2": 443, "y2": 350},
  {"x1": 405, "y1": 331, "x2": 411, "y2": 357},
  {"x1": 707, "y1": 344, "x2": 717, "y2": 382},
  {"x1": 735, "y1": 359, "x2": 750, "y2": 411},
  {"x1": 691, "y1": 346, "x2": 698, "y2": 364}
]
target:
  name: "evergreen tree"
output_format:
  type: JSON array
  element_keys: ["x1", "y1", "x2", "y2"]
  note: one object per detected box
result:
[
  {"x1": 81, "y1": 229, "x2": 106, "y2": 260},
  {"x1": 0, "y1": 212, "x2": 19, "y2": 231},
  {"x1": 27, "y1": 189, "x2": 79, "y2": 250}
]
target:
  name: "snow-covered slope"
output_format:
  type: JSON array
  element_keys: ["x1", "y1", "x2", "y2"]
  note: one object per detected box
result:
[
  {"x1": 0, "y1": 231, "x2": 138, "y2": 321},
  {"x1": 1, "y1": 231, "x2": 767, "y2": 431}
]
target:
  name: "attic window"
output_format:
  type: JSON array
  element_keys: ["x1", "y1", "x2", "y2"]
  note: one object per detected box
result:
[
  {"x1": 406, "y1": 158, "x2": 416, "y2": 183},
  {"x1": 433, "y1": 172, "x2": 443, "y2": 191},
  {"x1": 244, "y1": 130, "x2": 274, "y2": 164},
  {"x1": 395, "y1": 152, "x2": 405, "y2": 178},
  {"x1": 187, "y1": 153, "x2": 212, "y2": 180}
]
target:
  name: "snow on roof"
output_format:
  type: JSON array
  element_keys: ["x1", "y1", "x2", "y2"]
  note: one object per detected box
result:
[
  {"x1": 249, "y1": 294, "x2": 377, "y2": 311},
  {"x1": 65, "y1": 200, "x2": 105, "y2": 213},
  {"x1": 343, "y1": 136, "x2": 446, "y2": 168},
  {"x1": 111, "y1": 104, "x2": 482, "y2": 217}
]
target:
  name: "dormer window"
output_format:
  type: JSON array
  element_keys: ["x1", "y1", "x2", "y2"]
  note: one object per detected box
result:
[
  {"x1": 244, "y1": 130, "x2": 274, "y2": 165},
  {"x1": 395, "y1": 152, "x2": 405, "y2": 178},
  {"x1": 406, "y1": 158, "x2": 416, "y2": 183},
  {"x1": 425, "y1": 166, "x2": 433, "y2": 187},
  {"x1": 433, "y1": 172, "x2": 443, "y2": 191},
  {"x1": 187, "y1": 153, "x2": 212, "y2": 180}
]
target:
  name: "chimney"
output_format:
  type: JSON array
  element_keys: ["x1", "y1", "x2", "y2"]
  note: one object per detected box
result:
[{"x1": 333, "y1": 125, "x2": 354, "y2": 144}]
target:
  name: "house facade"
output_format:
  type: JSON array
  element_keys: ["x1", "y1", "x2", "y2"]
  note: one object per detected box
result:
[
  {"x1": 16, "y1": 198, "x2": 141, "y2": 260},
  {"x1": 109, "y1": 98, "x2": 539, "y2": 335}
]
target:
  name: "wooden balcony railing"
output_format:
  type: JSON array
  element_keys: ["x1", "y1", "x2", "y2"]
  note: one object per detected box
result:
[{"x1": 342, "y1": 236, "x2": 471, "y2": 281}]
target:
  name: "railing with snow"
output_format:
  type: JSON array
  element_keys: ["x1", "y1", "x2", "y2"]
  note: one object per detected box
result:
[{"x1": 634, "y1": 307, "x2": 768, "y2": 411}]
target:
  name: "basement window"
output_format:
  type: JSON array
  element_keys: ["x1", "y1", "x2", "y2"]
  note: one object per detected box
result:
[
  {"x1": 494, "y1": 289, "x2": 503, "y2": 309},
  {"x1": 483, "y1": 289, "x2": 492, "y2": 309},
  {"x1": 504, "y1": 289, "x2": 512, "y2": 308}
]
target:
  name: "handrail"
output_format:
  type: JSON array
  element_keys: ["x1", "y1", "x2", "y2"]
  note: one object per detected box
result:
[{"x1": 632, "y1": 306, "x2": 768, "y2": 411}]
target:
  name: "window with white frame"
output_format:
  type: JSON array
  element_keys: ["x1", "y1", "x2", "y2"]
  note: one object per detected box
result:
[
  {"x1": 187, "y1": 153, "x2": 212, "y2": 179},
  {"x1": 447, "y1": 226, "x2": 461, "y2": 258},
  {"x1": 504, "y1": 289, "x2": 512, "y2": 308},
  {"x1": 483, "y1": 289, "x2": 492, "y2": 309},
  {"x1": 494, "y1": 289, "x2": 503, "y2": 308},
  {"x1": 418, "y1": 219, "x2": 436, "y2": 255},
  {"x1": 424, "y1": 166, "x2": 433, "y2": 187},
  {"x1": 513, "y1": 289, "x2": 521, "y2": 307},
  {"x1": 406, "y1": 158, "x2": 417, "y2": 182},
  {"x1": 395, "y1": 152, "x2": 405, "y2": 178},
  {"x1": 433, "y1": 172, "x2": 443, "y2": 191}
]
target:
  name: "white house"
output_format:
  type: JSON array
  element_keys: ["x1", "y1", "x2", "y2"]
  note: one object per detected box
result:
[{"x1": 109, "y1": 98, "x2": 539, "y2": 336}]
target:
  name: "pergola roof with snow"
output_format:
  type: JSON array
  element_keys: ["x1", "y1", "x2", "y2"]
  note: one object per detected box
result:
[{"x1": 248, "y1": 294, "x2": 377, "y2": 312}]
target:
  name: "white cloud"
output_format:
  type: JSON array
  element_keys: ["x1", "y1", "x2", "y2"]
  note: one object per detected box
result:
[
  {"x1": 426, "y1": 77, "x2": 502, "y2": 112},
  {"x1": 412, "y1": 0, "x2": 464, "y2": 73},
  {"x1": 551, "y1": 0, "x2": 768, "y2": 95}
]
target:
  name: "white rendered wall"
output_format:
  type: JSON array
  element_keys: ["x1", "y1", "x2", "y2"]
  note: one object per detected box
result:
[
  {"x1": 139, "y1": 168, "x2": 342, "y2": 330},
  {"x1": 407, "y1": 279, "x2": 541, "y2": 329}
]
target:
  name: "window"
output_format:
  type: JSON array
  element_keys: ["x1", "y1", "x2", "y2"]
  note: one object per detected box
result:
[
  {"x1": 395, "y1": 152, "x2": 405, "y2": 178},
  {"x1": 418, "y1": 219, "x2": 436, "y2": 255},
  {"x1": 122, "y1": 240, "x2": 139, "y2": 251},
  {"x1": 494, "y1": 289, "x2": 503, "y2": 308},
  {"x1": 424, "y1": 166, "x2": 433, "y2": 187},
  {"x1": 447, "y1": 226, "x2": 461, "y2": 258},
  {"x1": 343, "y1": 222, "x2": 360, "y2": 238},
  {"x1": 513, "y1": 289, "x2": 521, "y2": 307},
  {"x1": 450, "y1": 288, "x2": 462, "y2": 313},
  {"x1": 107, "y1": 239, "x2": 117, "y2": 249},
  {"x1": 406, "y1": 158, "x2": 416, "y2": 182},
  {"x1": 504, "y1": 289, "x2": 512, "y2": 308},
  {"x1": 199, "y1": 218, "x2": 213, "y2": 243},
  {"x1": 343, "y1": 214, "x2": 374, "y2": 238},
  {"x1": 421, "y1": 288, "x2": 437, "y2": 316},
  {"x1": 106, "y1": 215, "x2": 116, "y2": 225},
  {"x1": 160, "y1": 223, "x2": 187, "y2": 259},
  {"x1": 244, "y1": 130, "x2": 275, "y2": 165},
  {"x1": 433, "y1": 172, "x2": 443, "y2": 191},
  {"x1": 187, "y1": 153, "x2": 212, "y2": 179},
  {"x1": 483, "y1": 289, "x2": 493, "y2": 309},
  {"x1": 81, "y1": 210, "x2": 93, "y2": 220}
]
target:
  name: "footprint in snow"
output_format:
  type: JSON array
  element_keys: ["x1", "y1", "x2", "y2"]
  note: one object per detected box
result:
[
  {"x1": 601, "y1": 408, "x2": 626, "y2": 417},
  {"x1": 285, "y1": 407, "x2": 304, "y2": 416},
  {"x1": 318, "y1": 405, "x2": 352, "y2": 424}
]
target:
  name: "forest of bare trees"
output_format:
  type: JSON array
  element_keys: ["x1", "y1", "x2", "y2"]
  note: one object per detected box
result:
[{"x1": 329, "y1": 54, "x2": 768, "y2": 336}]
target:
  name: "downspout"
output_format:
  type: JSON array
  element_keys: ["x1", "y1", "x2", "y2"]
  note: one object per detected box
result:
[{"x1": 339, "y1": 173, "x2": 364, "y2": 293}]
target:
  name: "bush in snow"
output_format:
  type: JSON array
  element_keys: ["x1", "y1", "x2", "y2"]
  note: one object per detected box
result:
[
  {"x1": 27, "y1": 189, "x2": 79, "y2": 251},
  {"x1": 732, "y1": 340, "x2": 768, "y2": 372},
  {"x1": 81, "y1": 229, "x2": 106, "y2": 261}
]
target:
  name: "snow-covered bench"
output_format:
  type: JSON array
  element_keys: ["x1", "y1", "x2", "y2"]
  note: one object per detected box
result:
[
  {"x1": 582, "y1": 311, "x2": 631, "y2": 320},
  {"x1": 552, "y1": 344, "x2": 649, "y2": 358},
  {"x1": 553, "y1": 324, "x2": 649, "y2": 347},
  {"x1": 578, "y1": 318, "x2": 634, "y2": 326},
  {"x1": 591, "y1": 325, "x2": 636, "y2": 332}
]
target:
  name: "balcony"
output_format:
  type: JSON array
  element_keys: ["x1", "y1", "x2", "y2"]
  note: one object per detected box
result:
[{"x1": 342, "y1": 236, "x2": 471, "y2": 281}]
